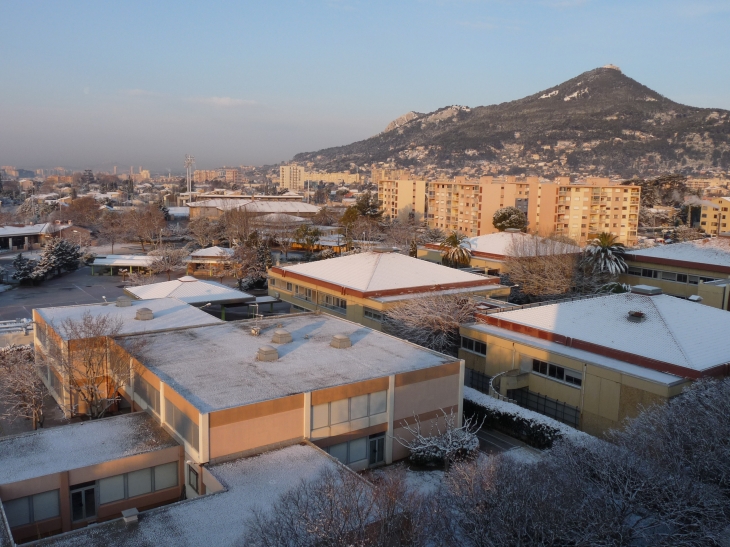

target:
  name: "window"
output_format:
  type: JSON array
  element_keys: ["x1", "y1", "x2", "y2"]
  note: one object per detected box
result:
[
  {"x1": 294, "y1": 285, "x2": 314, "y2": 302},
  {"x1": 320, "y1": 294, "x2": 347, "y2": 312},
  {"x1": 188, "y1": 466, "x2": 199, "y2": 494},
  {"x1": 677, "y1": 274, "x2": 688, "y2": 283},
  {"x1": 165, "y1": 398, "x2": 199, "y2": 450},
  {"x1": 311, "y1": 390, "x2": 388, "y2": 430},
  {"x1": 2, "y1": 490, "x2": 60, "y2": 528},
  {"x1": 363, "y1": 307, "x2": 383, "y2": 322},
  {"x1": 286, "y1": 282, "x2": 292, "y2": 291},
  {"x1": 641, "y1": 268, "x2": 658, "y2": 278},
  {"x1": 269, "y1": 278, "x2": 276, "y2": 287},
  {"x1": 461, "y1": 336, "x2": 486, "y2": 355},
  {"x1": 533, "y1": 359, "x2": 581, "y2": 388},
  {"x1": 325, "y1": 436, "x2": 369, "y2": 465},
  {"x1": 134, "y1": 375, "x2": 160, "y2": 415},
  {"x1": 98, "y1": 462, "x2": 178, "y2": 506},
  {"x1": 661, "y1": 271, "x2": 677, "y2": 281},
  {"x1": 627, "y1": 267, "x2": 642, "y2": 276}
]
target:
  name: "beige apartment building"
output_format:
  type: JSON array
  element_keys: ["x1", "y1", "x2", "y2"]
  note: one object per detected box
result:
[
  {"x1": 425, "y1": 176, "x2": 640, "y2": 246},
  {"x1": 307, "y1": 171, "x2": 362, "y2": 184},
  {"x1": 371, "y1": 168, "x2": 411, "y2": 185},
  {"x1": 699, "y1": 196, "x2": 730, "y2": 235},
  {"x1": 377, "y1": 178, "x2": 427, "y2": 221},
  {"x1": 279, "y1": 165, "x2": 307, "y2": 191}
]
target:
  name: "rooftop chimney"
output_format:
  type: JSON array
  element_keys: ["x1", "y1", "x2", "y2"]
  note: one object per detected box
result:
[
  {"x1": 257, "y1": 345, "x2": 278, "y2": 361},
  {"x1": 330, "y1": 334, "x2": 352, "y2": 349},
  {"x1": 135, "y1": 308, "x2": 154, "y2": 321},
  {"x1": 631, "y1": 285, "x2": 662, "y2": 296},
  {"x1": 116, "y1": 296, "x2": 132, "y2": 307}
]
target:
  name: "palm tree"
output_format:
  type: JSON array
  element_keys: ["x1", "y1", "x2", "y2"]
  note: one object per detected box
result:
[
  {"x1": 582, "y1": 232, "x2": 627, "y2": 275},
  {"x1": 439, "y1": 231, "x2": 472, "y2": 268}
]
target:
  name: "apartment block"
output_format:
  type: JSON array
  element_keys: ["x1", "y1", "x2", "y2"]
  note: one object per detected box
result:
[
  {"x1": 699, "y1": 196, "x2": 730, "y2": 235},
  {"x1": 425, "y1": 176, "x2": 640, "y2": 246},
  {"x1": 307, "y1": 171, "x2": 362, "y2": 184},
  {"x1": 279, "y1": 165, "x2": 307, "y2": 191},
  {"x1": 371, "y1": 168, "x2": 411, "y2": 185},
  {"x1": 377, "y1": 178, "x2": 427, "y2": 221}
]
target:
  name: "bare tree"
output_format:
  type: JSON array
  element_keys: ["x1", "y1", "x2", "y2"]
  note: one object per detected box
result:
[
  {"x1": 127, "y1": 205, "x2": 166, "y2": 252},
  {"x1": 383, "y1": 295, "x2": 476, "y2": 356},
  {"x1": 351, "y1": 216, "x2": 382, "y2": 249},
  {"x1": 504, "y1": 233, "x2": 579, "y2": 299},
  {"x1": 394, "y1": 408, "x2": 482, "y2": 466},
  {"x1": 148, "y1": 245, "x2": 190, "y2": 281},
  {"x1": 221, "y1": 207, "x2": 252, "y2": 247},
  {"x1": 44, "y1": 312, "x2": 143, "y2": 419},
  {"x1": 188, "y1": 217, "x2": 222, "y2": 248},
  {"x1": 0, "y1": 345, "x2": 48, "y2": 430},
  {"x1": 97, "y1": 210, "x2": 127, "y2": 253}
]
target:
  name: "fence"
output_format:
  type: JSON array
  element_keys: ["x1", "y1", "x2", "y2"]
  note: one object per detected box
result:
[
  {"x1": 507, "y1": 388, "x2": 580, "y2": 428},
  {"x1": 464, "y1": 368, "x2": 492, "y2": 395}
]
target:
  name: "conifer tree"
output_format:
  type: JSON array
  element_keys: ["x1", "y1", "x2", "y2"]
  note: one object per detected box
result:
[{"x1": 11, "y1": 253, "x2": 39, "y2": 285}]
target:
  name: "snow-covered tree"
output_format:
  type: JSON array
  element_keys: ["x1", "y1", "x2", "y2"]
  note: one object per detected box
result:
[
  {"x1": 395, "y1": 408, "x2": 482, "y2": 466},
  {"x1": 148, "y1": 245, "x2": 190, "y2": 281},
  {"x1": 11, "y1": 253, "x2": 39, "y2": 285},
  {"x1": 0, "y1": 344, "x2": 48, "y2": 430},
  {"x1": 504, "y1": 234, "x2": 579, "y2": 299},
  {"x1": 439, "y1": 231, "x2": 471, "y2": 267},
  {"x1": 581, "y1": 232, "x2": 627, "y2": 275},
  {"x1": 33, "y1": 238, "x2": 81, "y2": 279},
  {"x1": 492, "y1": 206, "x2": 528, "y2": 232},
  {"x1": 383, "y1": 295, "x2": 476, "y2": 355}
]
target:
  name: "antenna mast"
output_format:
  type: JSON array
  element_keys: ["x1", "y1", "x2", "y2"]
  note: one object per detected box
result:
[{"x1": 184, "y1": 154, "x2": 195, "y2": 202}]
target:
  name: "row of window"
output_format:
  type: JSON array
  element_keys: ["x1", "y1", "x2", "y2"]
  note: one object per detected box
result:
[
  {"x1": 320, "y1": 294, "x2": 347, "y2": 312},
  {"x1": 325, "y1": 433, "x2": 385, "y2": 466},
  {"x1": 532, "y1": 359, "x2": 582, "y2": 387},
  {"x1": 312, "y1": 391, "x2": 388, "y2": 430},
  {"x1": 626, "y1": 267, "x2": 717, "y2": 285},
  {"x1": 461, "y1": 336, "x2": 487, "y2": 355},
  {"x1": 3, "y1": 490, "x2": 60, "y2": 529},
  {"x1": 99, "y1": 461, "x2": 178, "y2": 505},
  {"x1": 364, "y1": 307, "x2": 383, "y2": 322},
  {"x1": 165, "y1": 398, "x2": 199, "y2": 451}
]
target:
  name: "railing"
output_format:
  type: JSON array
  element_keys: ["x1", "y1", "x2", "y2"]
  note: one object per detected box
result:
[
  {"x1": 476, "y1": 293, "x2": 606, "y2": 316},
  {"x1": 488, "y1": 372, "x2": 517, "y2": 403}
]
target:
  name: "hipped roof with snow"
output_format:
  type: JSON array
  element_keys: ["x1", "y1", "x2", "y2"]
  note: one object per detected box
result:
[
  {"x1": 190, "y1": 246, "x2": 234, "y2": 258},
  {"x1": 425, "y1": 232, "x2": 580, "y2": 259},
  {"x1": 125, "y1": 277, "x2": 254, "y2": 306},
  {"x1": 472, "y1": 291, "x2": 730, "y2": 379},
  {"x1": 35, "y1": 298, "x2": 222, "y2": 339},
  {"x1": 117, "y1": 313, "x2": 454, "y2": 413},
  {"x1": 271, "y1": 251, "x2": 501, "y2": 297}
]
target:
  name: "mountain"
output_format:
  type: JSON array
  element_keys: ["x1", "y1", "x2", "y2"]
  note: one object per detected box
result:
[{"x1": 293, "y1": 66, "x2": 730, "y2": 178}]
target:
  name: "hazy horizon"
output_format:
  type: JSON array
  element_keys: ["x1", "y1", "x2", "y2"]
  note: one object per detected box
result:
[{"x1": 2, "y1": 1, "x2": 729, "y2": 172}]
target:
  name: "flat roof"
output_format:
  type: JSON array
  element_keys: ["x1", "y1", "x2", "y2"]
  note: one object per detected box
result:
[
  {"x1": 36, "y1": 298, "x2": 222, "y2": 339},
  {"x1": 628, "y1": 237, "x2": 730, "y2": 269},
  {"x1": 125, "y1": 278, "x2": 254, "y2": 306},
  {"x1": 465, "y1": 232, "x2": 580, "y2": 257},
  {"x1": 371, "y1": 284, "x2": 508, "y2": 303},
  {"x1": 93, "y1": 254, "x2": 156, "y2": 267},
  {"x1": 476, "y1": 292, "x2": 730, "y2": 373},
  {"x1": 0, "y1": 413, "x2": 177, "y2": 486},
  {"x1": 119, "y1": 313, "x2": 453, "y2": 413},
  {"x1": 32, "y1": 444, "x2": 338, "y2": 547},
  {"x1": 275, "y1": 251, "x2": 495, "y2": 294}
]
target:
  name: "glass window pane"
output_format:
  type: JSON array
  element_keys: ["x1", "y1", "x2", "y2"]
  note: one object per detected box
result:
[
  {"x1": 369, "y1": 391, "x2": 387, "y2": 415},
  {"x1": 3, "y1": 497, "x2": 30, "y2": 528},
  {"x1": 329, "y1": 442, "x2": 348, "y2": 464},
  {"x1": 350, "y1": 395, "x2": 368, "y2": 420},
  {"x1": 312, "y1": 403, "x2": 329, "y2": 429},
  {"x1": 154, "y1": 462, "x2": 178, "y2": 491},
  {"x1": 99, "y1": 475, "x2": 125, "y2": 504},
  {"x1": 330, "y1": 399, "x2": 349, "y2": 424},
  {"x1": 84, "y1": 488, "x2": 96, "y2": 518},
  {"x1": 32, "y1": 490, "x2": 60, "y2": 522},
  {"x1": 349, "y1": 437, "x2": 367, "y2": 463},
  {"x1": 71, "y1": 491, "x2": 84, "y2": 522},
  {"x1": 127, "y1": 468, "x2": 153, "y2": 498}
]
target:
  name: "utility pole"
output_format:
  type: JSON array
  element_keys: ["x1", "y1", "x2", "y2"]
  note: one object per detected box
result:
[{"x1": 185, "y1": 154, "x2": 195, "y2": 203}]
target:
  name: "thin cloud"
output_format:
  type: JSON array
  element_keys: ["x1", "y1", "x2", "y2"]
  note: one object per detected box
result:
[
  {"x1": 122, "y1": 88, "x2": 164, "y2": 97},
  {"x1": 186, "y1": 96, "x2": 257, "y2": 107}
]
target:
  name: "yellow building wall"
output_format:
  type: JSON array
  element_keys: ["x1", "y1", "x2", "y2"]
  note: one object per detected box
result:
[{"x1": 620, "y1": 258, "x2": 730, "y2": 301}]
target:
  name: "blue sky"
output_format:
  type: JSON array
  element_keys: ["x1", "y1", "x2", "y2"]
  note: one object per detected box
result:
[{"x1": 1, "y1": 0, "x2": 729, "y2": 172}]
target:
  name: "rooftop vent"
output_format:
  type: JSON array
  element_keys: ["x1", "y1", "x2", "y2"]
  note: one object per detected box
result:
[
  {"x1": 116, "y1": 296, "x2": 132, "y2": 307},
  {"x1": 504, "y1": 228, "x2": 522, "y2": 233},
  {"x1": 178, "y1": 276, "x2": 197, "y2": 282},
  {"x1": 688, "y1": 295, "x2": 704, "y2": 303},
  {"x1": 331, "y1": 334, "x2": 352, "y2": 349},
  {"x1": 631, "y1": 285, "x2": 662, "y2": 296},
  {"x1": 257, "y1": 345, "x2": 278, "y2": 362},
  {"x1": 627, "y1": 310, "x2": 646, "y2": 323},
  {"x1": 372, "y1": 246, "x2": 395, "y2": 253},
  {"x1": 135, "y1": 308, "x2": 154, "y2": 321},
  {"x1": 272, "y1": 329, "x2": 292, "y2": 344},
  {"x1": 121, "y1": 508, "x2": 139, "y2": 524}
]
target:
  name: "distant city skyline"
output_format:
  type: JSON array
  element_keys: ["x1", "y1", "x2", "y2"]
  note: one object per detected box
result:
[{"x1": 1, "y1": 0, "x2": 729, "y2": 171}]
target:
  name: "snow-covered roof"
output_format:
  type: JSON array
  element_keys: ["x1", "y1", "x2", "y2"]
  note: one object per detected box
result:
[
  {"x1": 125, "y1": 277, "x2": 254, "y2": 306},
  {"x1": 275, "y1": 251, "x2": 496, "y2": 295},
  {"x1": 464, "y1": 232, "x2": 580, "y2": 257},
  {"x1": 475, "y1": 292, "x2": 730, "y2": 374},
  {"x1": 189, "y1": 199, "x2": 319, "y2": 215},
  {"x1": 167, "y1": 206, "x2": 189, "y2": 217},
  {"x1": 92, "y1": 254, "x2": 156, "y2": 267},
  {"x1": 0, "y1": 413, "x2": 177, "y2": 486},
  {"x1": 627, "y1": 236, "x2": 730, "y2": 270},
  {"x1": 190, "y1": 246, "x2": 234, "y2": 258},
  {"x1": 36, "y1": 298, "x2": 222, "y2": 339},
  {"x1": 0, "y1": 223, "x2": 66, "y2": 237},
  {"x1": 119, "y1": 313, "x2": 453, "y2": 413},
  {"x1": 371, "y1": 283, "x2": 508, "y2": 303},
  {"x1": 33, "y1": 444, "x2": 338, "y2": 547},
  {"x1": 254, "y1": 213, "x2": 309, "y2": 225}
]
